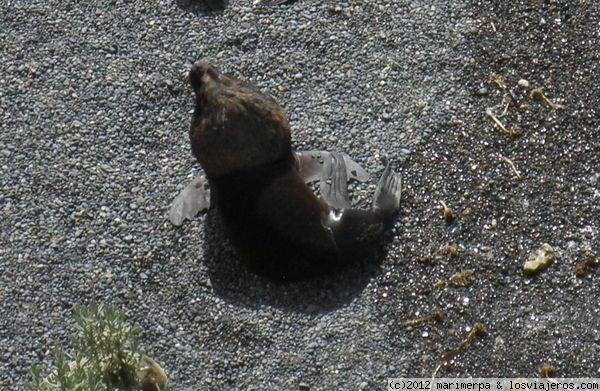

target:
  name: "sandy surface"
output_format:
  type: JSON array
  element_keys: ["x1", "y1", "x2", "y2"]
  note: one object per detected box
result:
[{"x1": 1, "y1": 0, "x2": 598, "y2": 389}]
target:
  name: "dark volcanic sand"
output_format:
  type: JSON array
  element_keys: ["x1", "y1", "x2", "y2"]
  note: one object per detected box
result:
[{"x1": 0, "y1": 0, "x2": 597, "y2": 389}]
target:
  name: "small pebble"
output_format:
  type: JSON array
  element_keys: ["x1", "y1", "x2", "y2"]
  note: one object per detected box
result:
[
  {"x1": 523, "y1": 243, "x2": 555, "y2": 274},
  {"x1": 518, "y1": 79, "x2": 530, "y2": 88}
]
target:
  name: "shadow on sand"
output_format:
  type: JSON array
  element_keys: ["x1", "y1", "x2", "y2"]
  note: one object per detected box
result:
[{"x1": 196, "y1": 210, "x2": 385, "y2": 314}]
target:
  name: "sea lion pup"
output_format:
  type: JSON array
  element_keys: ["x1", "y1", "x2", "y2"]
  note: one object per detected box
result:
[{"x1": 187, "y1": 60, "x2": 402, "y2": 281}]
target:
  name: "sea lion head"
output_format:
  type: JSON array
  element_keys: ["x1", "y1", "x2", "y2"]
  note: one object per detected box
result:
[{"x1": 188, "y1": 59, "x2": 292, "y2": 178}]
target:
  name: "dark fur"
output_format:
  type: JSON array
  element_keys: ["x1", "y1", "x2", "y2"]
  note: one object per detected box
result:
[{"x1": 188, "y1": 60, "x2": 399, "y2": 281}]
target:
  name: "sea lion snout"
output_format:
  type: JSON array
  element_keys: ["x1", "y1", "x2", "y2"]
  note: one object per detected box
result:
[{"x1": 188, "y1": 59, "x2": 220, "y2": 91}]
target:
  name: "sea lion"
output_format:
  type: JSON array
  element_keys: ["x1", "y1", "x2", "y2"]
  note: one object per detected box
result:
[{"x1": 184, "y1": 60, "x2": 402, "y2": 281}]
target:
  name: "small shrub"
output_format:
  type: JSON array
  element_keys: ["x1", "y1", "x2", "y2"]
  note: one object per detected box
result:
[{"x1": 28, "y1": 302, "x2": 168, "y2": 391}]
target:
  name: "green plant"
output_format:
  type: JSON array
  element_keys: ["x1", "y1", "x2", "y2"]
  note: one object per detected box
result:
[{"x1": 28, "y1": 302, "x2": 168, "y2": 391}]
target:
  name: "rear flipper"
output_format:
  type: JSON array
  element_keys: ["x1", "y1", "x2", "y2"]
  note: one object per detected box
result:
[
  {"x1": 168, "y1": 151, "x2": 369, "y2": 226},
  {"x1": 296, "y1": 150, "x2": 369, "y2": 184},
  {"x1": 297, "y1": 150, "x2": 369, "y2": 209},
  {"x1": 372, "y1": 160, "x2": 402, "y2": 225},
  {"x1": 320, "y1": 152, "x2": 351, "y2": 209},
  {"x1": 323, "y1": 160, "x2": 401, "y2": 267}
]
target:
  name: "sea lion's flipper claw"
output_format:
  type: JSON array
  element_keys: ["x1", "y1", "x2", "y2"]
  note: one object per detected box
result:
[
  {"x1": 373, "y1": 160, "x2": 402, "y2": 215},
  {"x1": 320, "y1": 152, "x2": 351, "y2": 209},
  {"x1": 168, "y1": 174, "x2": 211, "y2": 226}
]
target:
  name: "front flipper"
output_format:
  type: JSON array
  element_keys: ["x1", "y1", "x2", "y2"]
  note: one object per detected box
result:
[{"x1": 168, "y1": 175, "x2": 210, "y2": 226}]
